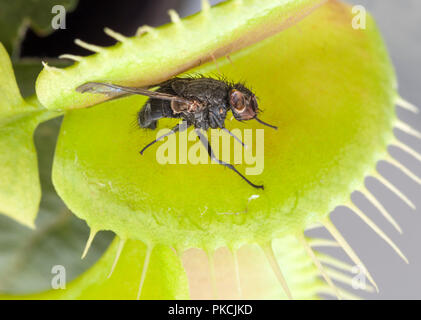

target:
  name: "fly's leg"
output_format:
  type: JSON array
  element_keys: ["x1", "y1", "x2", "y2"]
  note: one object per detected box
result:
[
  {"x1": 140, "y1": 121, "x2": 189, "y2": 155},
  {"x1": 195, "y1": 129, "x2": 264, "y2": 190},
  {"x1": 222, "y1": 128, "x2": 247, "y2": 148}
]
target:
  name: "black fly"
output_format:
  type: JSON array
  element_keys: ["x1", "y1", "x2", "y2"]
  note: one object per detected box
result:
[{"x1": 76, "y1": 77, "x2": 277, "y2": 189}]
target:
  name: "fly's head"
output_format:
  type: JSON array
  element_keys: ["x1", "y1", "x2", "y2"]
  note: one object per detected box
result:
[
  {"x1": 229, "y1": 83, "x2": 278, "y2": 130},
  {"x1": 229, "y1": 83, "x2": 259, "y2": 122}
]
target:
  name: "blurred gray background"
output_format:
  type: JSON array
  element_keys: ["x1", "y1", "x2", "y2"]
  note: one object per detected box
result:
[{"x1": 180, "y1": 0, "x2": 421, "y2": 300}]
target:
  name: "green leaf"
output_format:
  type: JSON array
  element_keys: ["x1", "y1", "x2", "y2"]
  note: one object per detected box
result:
[
  {"x1": 50, "y1": 1, "x2": 396, "y2": 252},
  {"x1": 0, "y1": 42, "x2": 59, "y2": 227},
  {"x1": 0, "y1": 0, "x2": 78, "y2": 56}
]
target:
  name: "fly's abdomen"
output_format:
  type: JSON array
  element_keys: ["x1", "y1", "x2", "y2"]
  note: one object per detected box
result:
[
  {"x1": 137, "y1": 102, "x2": 157, "y2": 129},
  {"x1": 137, "y1": 99, "x2": 174, "y2": 129}
]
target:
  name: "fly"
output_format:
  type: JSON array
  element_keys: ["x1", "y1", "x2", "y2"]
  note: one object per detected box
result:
[{"x1": 76, "y1": 76, "x2": 277, "y2": 189}]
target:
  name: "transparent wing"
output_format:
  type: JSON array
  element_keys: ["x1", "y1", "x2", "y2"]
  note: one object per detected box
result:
[{"x1": 76, "y1": 82, "x2": 190, "y2": 103}]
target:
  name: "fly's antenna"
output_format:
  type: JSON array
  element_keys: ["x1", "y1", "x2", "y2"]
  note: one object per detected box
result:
[{"x1": 254, "y1": 117, "x2": 278, "y2": 130}]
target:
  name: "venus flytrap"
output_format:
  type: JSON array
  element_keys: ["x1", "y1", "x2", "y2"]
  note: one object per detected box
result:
[{"x1": 1, "y1": 0, "x2": 419, "y2": 300}]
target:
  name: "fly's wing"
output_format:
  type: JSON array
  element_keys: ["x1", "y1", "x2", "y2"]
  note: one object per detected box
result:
[{"x1": 76, "y1": 82, "x2": 191, "y2": 104}]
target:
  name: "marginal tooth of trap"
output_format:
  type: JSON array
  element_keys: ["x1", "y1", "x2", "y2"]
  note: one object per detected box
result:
[
  {"x1": 261, "y1": 242, "x2": 293, "y2": 299},
  {"x1": 231, "y1": 249, "x2": 243, "y2": 299},
  {"x1": 58, "y1": 54, "x2": 83, "y2": 62},
  {"x1": 308, "y1": 238, "x2": 340, "y2": 248},
  {"x1": 394, "y1": 120, "x2": 421, "y2": 139},
  {"x1": 316, "y1": 253, "x2": 355, "y2": 273},
  {"x1": 385, "y1": 156, "x2": 421, "y2": 185},
  {"x1": 41, "y1": 61, "x2": 64, "y2": 73},
  {"x1": 104, "y1": 27, "x2": 128, "y2": 43},
  {"x1": 360, "y1": 186, "x2": 402, "y2": 234},
  {"x1": 74, "y1": 39, "x2": 106, "y2": 53},
  {"x1": 137, "y1": 245, "x2": 153, "y2": 300},
  {"x1": 201, "y1": 0, "x2": 211, "y2": 13},
  {"x1": 305, "y1": 222, "x2": 324, "y2": 231},
  {"x1": 391, "y1": 140, "x2": 421, "y2": 163},
  {"x1": 136, "y1": 25, "x2": 158, "y2": 37},
  {"x1": 323, "y1": 218, "x2": 379, "y2": 292},
  {"x1": 107, "y1": 238, "x2": 126, "y2": 279},
  {"x1": 396, "y1": 96, "x2": 419, "y2": 113},
  {"x1": 297, "y1": 234, "x2": 342, "y2": 300},
  {"x1": 347, "y1": 203, "x2": 408, "y2": 264},
  {"x1": 324, "y1": 267, "x2": 375, "y2": 293},
  {"x1": 373, "y1": 172, "x2": 416, "y2": 209},
  {"x1": 81, "y1": 228, "x2": 98, "y2": 259},
  {"x1": 168, "y1": 9, "x2": 182, "y2": 24}
]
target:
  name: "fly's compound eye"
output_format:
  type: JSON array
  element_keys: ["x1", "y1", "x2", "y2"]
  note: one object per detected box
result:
[
  {"x1": 251, "y1": 95, "x2": 258, "y2": 111},
  {"x1": 229, "y1": 89, "x2": 246, "y2": 113}
]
